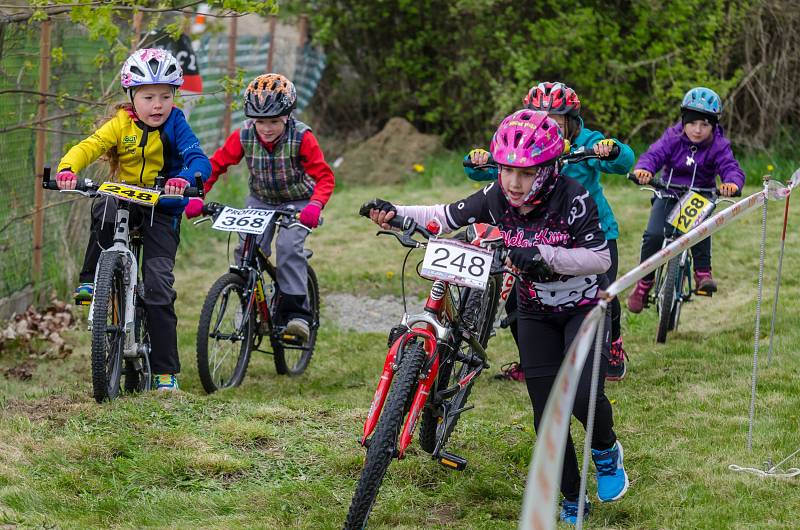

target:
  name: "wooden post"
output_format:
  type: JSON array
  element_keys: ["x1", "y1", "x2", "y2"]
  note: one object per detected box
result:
[
  {"x1": 266, "y1": 15, "x2": 277, "y2": 72},
  {"x1": 32, "y1": 19, "x2": 51, "y2": 284},
  {"x1": 222, "y1": 15, "x2": 238, "y2": 138},
  {"x1": 132, "y1": 11, "x2": 143, "y2": 50},
  {"x1": 297, "y1": 14, "x2": 308, "y2": 48}
]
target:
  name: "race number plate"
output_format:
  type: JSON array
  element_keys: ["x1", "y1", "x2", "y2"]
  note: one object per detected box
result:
[
  {"x1": 97, "y1": 182, "x2": 160, "y2": 206},
  {"x1": 420, "y1": 238, "x2": 493, "y2": 290},
  {"x1": 668, "y1": 191, "x2": 713, "y2": 233},
  {"x1": 211, "y1": 207, "x2": 274, "y2": 235}
]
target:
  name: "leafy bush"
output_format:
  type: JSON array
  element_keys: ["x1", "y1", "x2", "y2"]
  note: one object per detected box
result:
[{"x1": 306, "y1": 0, "x2": 769, "y2": 147}]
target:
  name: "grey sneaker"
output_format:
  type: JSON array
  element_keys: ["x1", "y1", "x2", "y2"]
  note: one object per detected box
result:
[{"x1": 285, "y1": 318, "x2": 310, "y2": 342}]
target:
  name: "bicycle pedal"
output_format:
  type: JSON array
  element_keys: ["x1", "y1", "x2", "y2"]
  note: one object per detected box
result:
[
  {"x1": 74, "y1": 300, "x2": 91, "y2": 306},
  {"x1": 438, "y1": 451, "x2": 467, "y2": 471},
  {"x1": 694, "y1": 289, "x2": 713, "y2": 297}
]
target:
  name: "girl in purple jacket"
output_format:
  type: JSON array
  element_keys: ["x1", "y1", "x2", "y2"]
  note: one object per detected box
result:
[{"x1": 627, "y1": 87, "x2": 745, "y2": 313}]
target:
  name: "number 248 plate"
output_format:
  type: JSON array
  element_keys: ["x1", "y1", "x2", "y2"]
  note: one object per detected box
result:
[{"x1": 420, "y1": 239, "x2": 493, "y2": 290}]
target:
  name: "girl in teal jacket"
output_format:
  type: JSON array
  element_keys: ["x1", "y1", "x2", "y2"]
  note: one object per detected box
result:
[{"x1": 467, "y1": 82, "x2": 634, "y2": 382}]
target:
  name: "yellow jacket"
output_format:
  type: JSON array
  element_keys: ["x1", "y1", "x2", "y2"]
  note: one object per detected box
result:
[{"x1": 58, "y1": 107, "x2": 210, "y2": 190}]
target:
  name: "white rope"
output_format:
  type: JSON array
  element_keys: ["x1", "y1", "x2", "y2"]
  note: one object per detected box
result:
[
  {"x1": 728, "y1": 464, "x2": 800, "y2": 478},
  {"x1": 576, "y1": 304, "x2": 607, "y2": 529}
]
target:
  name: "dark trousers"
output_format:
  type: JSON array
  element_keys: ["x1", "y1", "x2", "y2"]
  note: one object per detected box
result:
[
  {"x1": 80, "y1": 198, "x2": 181, "y2": 374},
  {"x1": 640, "y1": 196, "x2": 711, "y2": 281},
  {"x1": 519, "y1": 309, "x2": 617, "y2": 501}
]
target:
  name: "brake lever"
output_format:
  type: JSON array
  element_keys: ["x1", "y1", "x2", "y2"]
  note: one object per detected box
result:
[
  {"x1": 192, "y1": 217, "x2": 212, "y2": 226},
  {"x1": 376, "y1": 229, "x2": 423, "y2": 248}
]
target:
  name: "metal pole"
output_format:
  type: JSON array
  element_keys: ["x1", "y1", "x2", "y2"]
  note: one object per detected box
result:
[
  {"x1": 32, "y1": 18, "x2": 51, "y2": 284},
  {"x1": 766, "y1": 193, "x2": 790, "y2": 367},
  {"x1": 222, "y1": 15, "x2": 237, "y2": 139},
  {"x1": 747, "y1": 176, "x2": 770, "y2": 451},
  {"x1": 266, "y1": 14, "x2": 277, "y2": 72}
]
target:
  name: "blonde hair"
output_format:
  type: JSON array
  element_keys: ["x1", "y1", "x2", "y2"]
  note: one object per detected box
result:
[{"x1": 96, "y1": 101, "x2": 134, "y2": 181}]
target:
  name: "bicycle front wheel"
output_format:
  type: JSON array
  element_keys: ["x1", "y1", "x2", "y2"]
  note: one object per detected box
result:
[
  {"x1": 91, "y1": 252, "x2": 126, "y2": 402},
  {"x1": 656, "y1": 257, "x2": 680, "y2": 343},
  {"x1": 196, "y1": 273, "x2": 255, "y2": 393},
  {"x1": 344, "y1": 342, "x2": 427, "y2": 529},
  {"x1": 274, "y1": 266, "x2": 319, "y2": 376}
]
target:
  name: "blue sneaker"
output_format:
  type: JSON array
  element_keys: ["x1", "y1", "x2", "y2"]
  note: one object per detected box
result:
[
  {"x1": 592, "y1": 440, "x2": 629, "y2": 502},
  {"x1": 74, "y1": 282, "x2": 93, "y2": 305},
  {"x1": 153, "y1": 374, "x2": 179, "y2": 391},
  {"x1": 560, "y1": 497, "x2": 591, "y2": 525}
]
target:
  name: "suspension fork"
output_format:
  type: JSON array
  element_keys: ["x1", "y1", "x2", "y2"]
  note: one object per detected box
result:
[{"x1": 361, "y1": 328, "x2": 438, "y2": 446}]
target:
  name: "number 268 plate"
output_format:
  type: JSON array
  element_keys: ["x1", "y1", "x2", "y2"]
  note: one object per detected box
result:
[{"x1": 420, "y1": 238, "x2": 493, "y2": 290}]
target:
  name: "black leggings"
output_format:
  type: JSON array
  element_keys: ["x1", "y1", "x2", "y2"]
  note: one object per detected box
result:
[
  {"x1": 506, "y1": 239, "x2": 621, "y2": 342},
  {"x1": 518, "y1": 309, "x2": 617, "y2": 501}
]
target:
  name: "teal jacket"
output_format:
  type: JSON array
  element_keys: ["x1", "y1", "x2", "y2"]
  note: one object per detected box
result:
[{"x1": 464, "y1": 120, "x2": 634, "y2": 240}]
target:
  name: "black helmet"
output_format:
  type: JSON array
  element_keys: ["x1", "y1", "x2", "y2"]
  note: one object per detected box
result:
[{"x1": 243, "y1": 73, "x2": 297, "y2": 118}]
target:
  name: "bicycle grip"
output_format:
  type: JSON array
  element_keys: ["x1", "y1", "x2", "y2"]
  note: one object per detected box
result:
[
  {"x1": 193, "y1": 171, "x2": 205, "y2": 199},
  {"x1": 41, "y1": 166, "x2": 59, "y2": 190},
  {"x1": 387, "y1": 215, "x2": 413, "y2": 231},
  {"x1": 183, "y1": 187, "x2": 201, "y2": 198},
  {"x1": 603, "y1": 143, "x2": 620, "y2": 160}
]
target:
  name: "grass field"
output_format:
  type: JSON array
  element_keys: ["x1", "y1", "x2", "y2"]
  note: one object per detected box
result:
[{"x1": 2, "y1": 153, "x2": 800, "y2": 529}]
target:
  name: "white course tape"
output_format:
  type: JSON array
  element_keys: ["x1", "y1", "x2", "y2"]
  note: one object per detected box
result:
[{"x1": 518, "y1": 180, "x2": 794, "y2": 530}]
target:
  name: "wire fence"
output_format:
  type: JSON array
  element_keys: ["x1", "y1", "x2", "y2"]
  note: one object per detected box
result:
[{"x1": 0, "y1": 15, "x2": 326, "y2": 319}]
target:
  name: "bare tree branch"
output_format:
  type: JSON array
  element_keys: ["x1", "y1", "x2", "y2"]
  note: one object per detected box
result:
[{"x1": 0, "y1": 89, "x2": 107, "y2": 106}]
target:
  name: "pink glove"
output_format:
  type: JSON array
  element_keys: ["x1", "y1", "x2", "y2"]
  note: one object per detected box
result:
[
  {"x1": 299, "y1": 200, "x2": 323, "y2": 228},
  {"x1": 184, "y1": 198, "x2": 204, "y2": 219},
  {"x1": 164, "y1": 177, "x2": 190, "y2": 195},
  {"x1": 56, "y1": 170, "x2": 77, "y2": 190}
]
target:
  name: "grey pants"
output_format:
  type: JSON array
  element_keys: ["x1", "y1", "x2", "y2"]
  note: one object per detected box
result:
[{"x1": 236, "y1": 195, "x2": 311, "y2": 321}]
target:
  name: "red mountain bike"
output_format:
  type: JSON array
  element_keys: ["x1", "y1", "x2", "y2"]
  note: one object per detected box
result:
[{"x1": 344, "y1": 205, "x2": 507, "y2": 529}]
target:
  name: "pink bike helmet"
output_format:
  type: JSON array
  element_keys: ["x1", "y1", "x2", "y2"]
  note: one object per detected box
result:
[
  {"x1": 490, "y1": 110, "x2": 566, "y2": 205},
  {"x1": 490, "y1": 109, "x2": 565, "y2": 167}
]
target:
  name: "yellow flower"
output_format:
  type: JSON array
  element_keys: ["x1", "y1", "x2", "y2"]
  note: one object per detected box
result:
[
  {"x1": 413, "y1": 164, "x2": 425, "y2": 173},
  {"x1": 386, "y1": 271, "x2": 395, "y2": 280},
  {"x1": 767, "y1": 164, "x2": 775, "y2": 172}
]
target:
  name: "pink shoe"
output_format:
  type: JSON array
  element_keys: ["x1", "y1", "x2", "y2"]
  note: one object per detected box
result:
[
  {"x1": 694, "y1": 269, "x2": 717, "y2": 294},
  {"x1": 606, "y1": 338, "x2": 627, "y2": 381},
  {"x1": 626, "y1": 279, "x2": 654, "y2": 314},
  {"x1": 494, "y1": 362, "x2": 525, "y2": 382}
]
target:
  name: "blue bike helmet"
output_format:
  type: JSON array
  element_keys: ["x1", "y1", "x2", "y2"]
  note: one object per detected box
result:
[{"x1": 681, "y1": 87, "x2": 722, "y2": 117}]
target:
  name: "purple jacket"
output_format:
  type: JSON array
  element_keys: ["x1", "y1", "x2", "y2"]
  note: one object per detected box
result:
[{"x1": 635, "y1": 122, "x2": 745, "y2": 190}]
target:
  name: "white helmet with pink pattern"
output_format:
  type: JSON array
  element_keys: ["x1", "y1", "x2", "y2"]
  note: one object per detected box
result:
[{"x1": 119, "y1": 48, "x2": 183, "y2": 93}]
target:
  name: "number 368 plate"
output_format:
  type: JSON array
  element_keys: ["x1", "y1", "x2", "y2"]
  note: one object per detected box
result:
[
  {"x1": 211, "y1": 207, "x2": 274, "y2": 235},
  {"x1": 421, "y1": 238, "x2": 493, "y2": 290}
]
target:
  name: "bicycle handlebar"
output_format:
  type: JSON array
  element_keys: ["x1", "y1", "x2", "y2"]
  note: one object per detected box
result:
[
  {"x1": 626, "y1": 173, "x2": 742, "y2": 198},
  {"x1": 41, "y1": 166, "x2": 204, "y2": 198},
  {"x1": 199, "y1": 201, "x2": 320, "y2": 231},
  {"x1": 461, "y1": 144, "x2": 620, "y2": 170}
]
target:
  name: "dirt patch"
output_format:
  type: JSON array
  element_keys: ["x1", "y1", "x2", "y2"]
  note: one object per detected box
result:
[
  {"x1": 335, "y1": 117, "x2": 443, "y2": 185},
  {"x1": 2, "y1": 359, "x2": 36, "y2": 381},
  {"x1": 1, "y1": 393, "x2": 86, "y2": 425},
  {"x1": 323, "y1": 293, "x2": 409, "y2": 334}
]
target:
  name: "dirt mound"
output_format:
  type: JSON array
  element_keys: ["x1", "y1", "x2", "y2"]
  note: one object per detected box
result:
[{"x1": 335, "y1": 117, "x2": 443, "y2": 185}]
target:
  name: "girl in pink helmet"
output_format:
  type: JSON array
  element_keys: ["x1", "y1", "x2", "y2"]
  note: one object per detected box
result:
[{"x1": 362, "y1": 109, "x2": 628, "y2": 525}]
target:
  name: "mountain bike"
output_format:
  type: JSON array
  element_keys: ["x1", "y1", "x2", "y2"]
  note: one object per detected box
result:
[
  {"x1": 192, "y1": 202, "x2": 320, "y2": 393},
  {"x1": 630, "y1": 174, "x2": 739, "y2": 343},
  {"x1": 344, "y1": 206, "x2": 506, "y2": 529},
  {"x1": 42, "y1": 168, "x2": 202, "y2": 402}
]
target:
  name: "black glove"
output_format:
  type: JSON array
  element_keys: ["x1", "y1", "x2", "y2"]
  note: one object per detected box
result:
[
  {"x1": 508, "y1": 246, "x2": 551, "y2": 277},
  {"x1": 359, "y1": 198, "x2": 396, "y2": 218}
]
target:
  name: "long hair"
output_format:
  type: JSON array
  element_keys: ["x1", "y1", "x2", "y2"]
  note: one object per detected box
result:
[{"x1": 96, "y1": 101, "x2": 134, "y2": 180}]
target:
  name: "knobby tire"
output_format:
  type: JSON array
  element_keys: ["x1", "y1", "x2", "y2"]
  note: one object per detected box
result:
[
  {"x1": 656, "y1": 257, "x2": 680, "y2": 343},
  {"x1": 344, "y1": 342, "x2": 427, "y2": 529},
  {"x1": 196, "y1": 273, "x2": 254, "y2": 393},
  {"x1": 90, "y1": 252, "x2": 126, "y2": 403},
  {"x1": 274, "y1": 266, "x2": 319, "y2": 376}
]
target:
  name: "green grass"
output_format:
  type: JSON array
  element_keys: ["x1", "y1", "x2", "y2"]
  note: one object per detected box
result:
[{"x1": 2, "y1": 154, "x2": 800, "y2": 529}]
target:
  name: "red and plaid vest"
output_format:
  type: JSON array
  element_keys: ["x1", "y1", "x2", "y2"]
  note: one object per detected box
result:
[{"x1": 240, "y1": 118, "x2": 315, "y2": 204}]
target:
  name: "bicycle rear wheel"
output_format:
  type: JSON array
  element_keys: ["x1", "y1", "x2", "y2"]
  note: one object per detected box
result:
[
  {"x1": 196, "y1": 273, "x2": 255, "y2": 393},
  {"x1": 656, "y1": 257, "x2": 680, "y2": 343},
  {"x1": 274, "y1": 266, "x2": 319, "y2": 376},
  {"x1": 123, "y1": 302, "x2": 152, "y2": 393},
  {"x1": 91, "y1": 252, "x2": 126, "y2": 402},
  {"x1": 344, "y1": 342, "x2": 427, "y2": 529}
]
